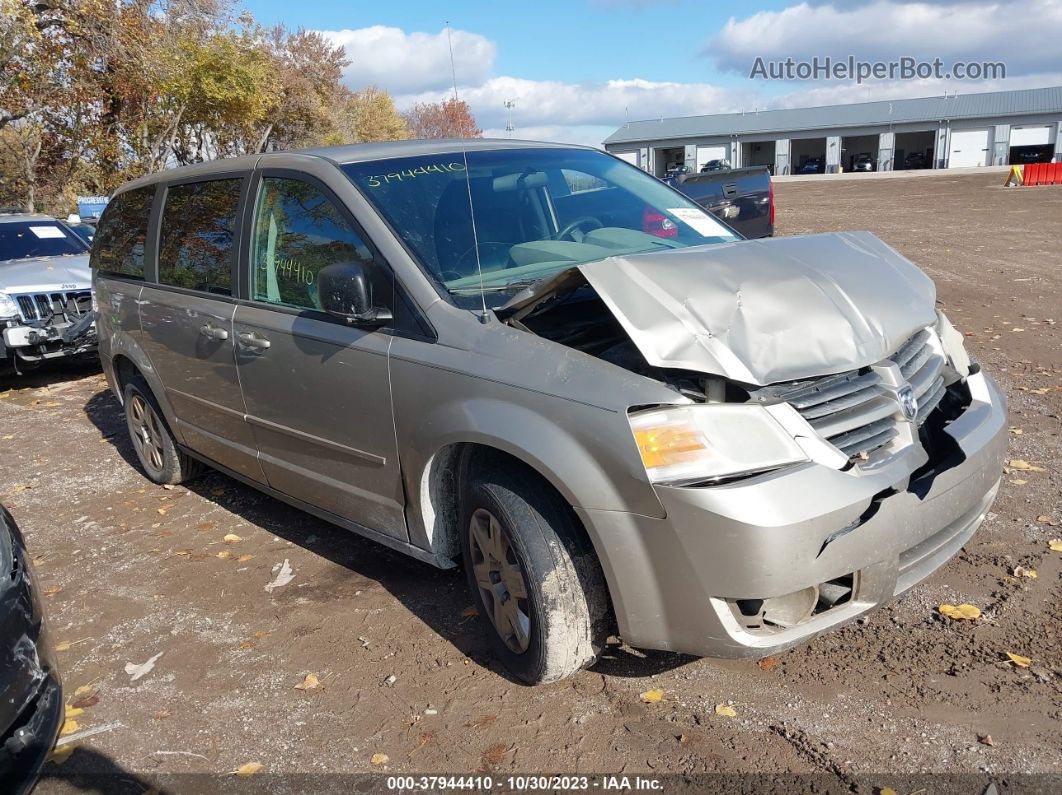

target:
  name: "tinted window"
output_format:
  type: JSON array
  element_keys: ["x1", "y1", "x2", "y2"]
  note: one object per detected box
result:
[
  {"x1": 158, "y1": 179, "x2": 242, "y2": 295},
  {"x1": 0, "y1": 221, "x2": 89, "y2": 261},
  {"x1": 90, "y1": 188, "x2": 153, "y2": 277},
  {"x1": 251, "y1": 177, "x2": 376, "y2": 311}
]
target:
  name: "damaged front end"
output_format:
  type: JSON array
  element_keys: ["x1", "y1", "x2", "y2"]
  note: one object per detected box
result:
[
  {"x1": 499, "y1": 230, "x2": 977, "y2": 487},
  {"x1": 1, "y1": 290, "x2": 97, "y2": 374}
]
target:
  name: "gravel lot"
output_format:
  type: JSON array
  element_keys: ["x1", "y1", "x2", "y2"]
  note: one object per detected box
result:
[{"x1": 3, "y1": 172, "x2": 1059, "y2": 792}]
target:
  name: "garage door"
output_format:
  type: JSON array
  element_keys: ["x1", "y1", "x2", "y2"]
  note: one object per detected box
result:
[
  {"x1": 613, "y1": 151, "x2": 639, "y2": 167},
  {"x1": 948, "y1": 129, "x2": 990, "y2": 168},
  {"x1": 1010, "y1": 126, "x2": 1052, "y2": 147},
  {"x1": 696, "y1": 145, "x2": 727, "y2": 170}
]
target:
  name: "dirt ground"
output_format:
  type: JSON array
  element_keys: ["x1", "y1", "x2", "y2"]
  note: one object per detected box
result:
[{"x1": 2, "y1": 172, "x2": 1060, "y2": 792}]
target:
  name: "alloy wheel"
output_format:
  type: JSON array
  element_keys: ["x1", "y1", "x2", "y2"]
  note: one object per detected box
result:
[
  {"x1": 129, "y1": 393, "x2": 165, "y2": 475},
  {"x1": 468, "y1": 507, "x2": 531, "y2": 653}
]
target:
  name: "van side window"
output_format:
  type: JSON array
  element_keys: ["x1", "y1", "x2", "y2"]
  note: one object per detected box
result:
[
  {"x1": 251, "y1": 177, "x2": 376, "y2": 311},
  {"x1": 158, "y1": 179, "x2": 242, "y2": 295},
  {"x1": 90, "y1": 186, "x2": 154, "y2": 279}
]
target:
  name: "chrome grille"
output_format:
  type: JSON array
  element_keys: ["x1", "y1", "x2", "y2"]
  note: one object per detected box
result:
[
  {"x1": 10, "y1": 290, "x2": 92, "y2": 323},
  {"x1": 767, "y1": 329, "x2": 949, "y2": 463}
]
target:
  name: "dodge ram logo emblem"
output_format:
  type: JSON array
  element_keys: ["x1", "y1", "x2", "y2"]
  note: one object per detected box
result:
[{"x1": 898, "y1": 385, "x2": 918, "y2": 422}]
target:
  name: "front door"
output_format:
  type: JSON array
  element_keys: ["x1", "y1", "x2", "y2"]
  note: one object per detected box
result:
[
  {"x1": 232, "y1": 172, "x2": 406, "y2": 540},
  {"x1": 138, "y1": 175, "x2": 264, "y2": 482}
]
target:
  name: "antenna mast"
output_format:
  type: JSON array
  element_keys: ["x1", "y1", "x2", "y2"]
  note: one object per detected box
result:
[{"x1": 445, "y1": 21, "x2": 489, "y2": 321}]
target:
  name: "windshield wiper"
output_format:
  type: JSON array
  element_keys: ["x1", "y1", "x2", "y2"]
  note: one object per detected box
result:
[{"x1": 448, "y1": 277, "x2": 544, "y2": 296}]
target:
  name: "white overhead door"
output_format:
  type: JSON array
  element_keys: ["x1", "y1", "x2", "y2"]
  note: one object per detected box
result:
[
  {"x1": 696, "y1": 145, "x2": 727, "y2": 170},
  {"x1": 948, "y1": 129, "x2": 990, "y2": 168},
  {"x1": 1010, "y1": 126, "x2": 1052, "y2": 146},
  {"x1": 614, "y1": 151, "x2": 639, "y2": 167}
]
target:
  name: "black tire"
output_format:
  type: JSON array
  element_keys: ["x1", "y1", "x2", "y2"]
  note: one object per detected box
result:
[
  {"x1": 123, "y1": 377, "x2": 202, "y2": 485},
  {"x1": 460, "y1": 458, "x2": 609, "y2": 684}
]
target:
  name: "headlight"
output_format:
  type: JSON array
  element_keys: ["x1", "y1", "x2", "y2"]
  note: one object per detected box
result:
[
  {"x1": 629, "y1": 404, "x2": 809, "y2": 486},
  {"x1": 0, "y1": 293, "x2": 18, "y2": 319},
  {"x1": 935, "y1": 310, "x2": 971, "y2": 377}
]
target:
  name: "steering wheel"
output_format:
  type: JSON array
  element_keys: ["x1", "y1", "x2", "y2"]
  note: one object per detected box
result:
[{"x1": 556, "y1": 216, "x2": 604, "y2": 242}]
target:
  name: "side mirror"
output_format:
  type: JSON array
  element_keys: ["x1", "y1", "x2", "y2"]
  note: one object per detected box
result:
[{"x1": 317, "y1": 262, "x2": 393, "y2": 327}]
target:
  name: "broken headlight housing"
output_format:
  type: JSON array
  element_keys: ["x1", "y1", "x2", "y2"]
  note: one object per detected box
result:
[
  {"x1": 935, "y1": 310, "x2": 972, "y2": 378},
  {"x1": 629, "y1": 404, "x2": 809, "y2": 486},
  {"x1": 0, "y1": 293, "x2": 18, "y2": 320}
]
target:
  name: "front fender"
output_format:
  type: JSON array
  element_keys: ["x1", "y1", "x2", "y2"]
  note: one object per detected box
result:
[{"x1": 390, "y1": 362, "x2": 666, "y2": 558}]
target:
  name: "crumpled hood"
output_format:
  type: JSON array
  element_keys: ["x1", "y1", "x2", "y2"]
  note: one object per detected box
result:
[
  {"x1": 504, "y1": 230, "x2": 937, "y2": 386},
  {"x1": 0, "y1": 254, "x2": 91, "y2": 293}
]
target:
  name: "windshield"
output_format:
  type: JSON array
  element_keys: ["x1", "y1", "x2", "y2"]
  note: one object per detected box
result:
[
  {"x1": 342, "y1": 147, "x2": 740, "y2": 308},
  {"x1": 0, "y1": 221, "x2": 89, "y2": 261}
]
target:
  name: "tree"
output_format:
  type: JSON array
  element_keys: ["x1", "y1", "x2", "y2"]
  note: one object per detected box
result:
[
  {"x1": 404, "y1": 98, "x2": 482, "y2": 139},
  {"x1": 341, "y1": 86, "x2": 409, "y2": 143}
]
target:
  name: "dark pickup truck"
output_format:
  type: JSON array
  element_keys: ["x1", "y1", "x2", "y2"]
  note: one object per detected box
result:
[{"x1": 664, "y1": 166, "x2": 774, "y2": 239}]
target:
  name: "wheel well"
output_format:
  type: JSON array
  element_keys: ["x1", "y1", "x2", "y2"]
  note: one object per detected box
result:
[
  {"x1": 111, "y1": 354, "x2": 141, "y2": 397},
  {"x1": 423, "y1": 443, "x2": 609, "y2": 590}
]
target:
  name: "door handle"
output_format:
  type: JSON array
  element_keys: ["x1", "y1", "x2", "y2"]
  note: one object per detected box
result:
[
  {"x1": 237, "y1": 331, "x2": 271, "y2": 350},
  {"x1": 199, "y1": 324, "x2": 229, "y2": 341}
]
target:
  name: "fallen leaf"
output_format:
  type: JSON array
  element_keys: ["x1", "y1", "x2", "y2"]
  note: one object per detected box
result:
[
  {"x1": 223, "y1": 533, "x2": 242, "y2": 544},
  {"x1": 236, "y1": 554, "x2": 254, "y2": 562},
  {"x1": 43, "y1": 585, "x2": 62, "y2": 596},
  {"x1": 1009, "y1": 479, "x2": 1027, "y2": 485},
  {"x1": 196, "y1": 521, "x2": 216, "y2": 531},
  {"x1": 125, "y1": 651, "x2": 163, "y2": 681},
  {"x1": 370, "y1": 753, "x2": 389, "y2": 766},
  {"x1": 73, "y1": 684, "x2": 96, "y2": 697},
  {"x1": 1012, "y1": 565, "x2": 1037, "y2": 579},
  {"x1": 71, "y1": 692, "x2": 99, "y2": 709},
  {"x1": 49, "y1": 744, "x2": 77, "y2": 765},
  {"x1": 64, "y1": 706, "x2": 84, "y2": 719},
  {"x1": 1006, "y1": 652, "x2": 1032, "y2": 668},
  {"x1": 264, "y1": 559, "x2": 294, "y2": 592},
  {"x1": 254, "y1": 630, "x2": 273, "y2": 639},
  {"x1": 1049, "y1": 539, "x2": 1062, "y2": 552},
  {"x1": 880, "y1": 788, "x2": 899, "y2": 795},
  {"x1": 211, "y1": 488, "x2": 225, "y2": 497},
  {"x1": 461, "y1": 606, "x2": 479, "y2": 617},
  {"x1": 55, "y1": 638, "x2": 91, "y2": 652},
  {"x1": 13, "y1": 484, "x2": 32, "y2": 493},
  {"x1": 233, "y1": 762, "x2": 263, "y2": 777},
  {"x1": 153, "y1": 710, "x2": 171, "y2": 720},
  {"x1": 978, "y1": 734, "x2": 995, "y2": 747},
  {"x1": 714, "y1": 703, "x2": 737, "y2": 718},
  {"x1": 938, "y1": 603, "x2": 981, "y2": 620},
  {"x1": 294, "y1": 673, "x2": 320, "y2": 690},
  {"x1": 1007, "y1": 459, "x2": 1045, "y2": 473},
  {"x1": 216, "y1": 550, "x2": 232, "y2": 559},
  {"x1": 1008, "y1": 427, "x2": 1023, "y2": 435},
  {"x1": 59, "y1": 719, "x2": 80, "y2": 736},
  {"x1": 162, "y1": 484, "x2": 174, "y2": 490},
  {"x1": 156, "y1": 507, "x2": 168, "y2": 516},
  {"x1": 1036, "y1": 515, "x2": 1057, "y2": 525},
  {"x1": 639, "y1": 688, "x2": 665, "y2": 703},
  {"x1": 757, "y1": 656, "x2": 780, "y2": 671}
]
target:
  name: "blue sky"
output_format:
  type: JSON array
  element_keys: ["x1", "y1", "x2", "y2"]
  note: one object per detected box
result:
[{"x1": 243, "y1": 0, "x2": 1062, "y2": 145}]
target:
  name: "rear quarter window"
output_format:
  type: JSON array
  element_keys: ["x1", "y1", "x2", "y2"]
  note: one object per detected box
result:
[{"x1": 89, "y1": 187, "x2": 155, "y2": 278}]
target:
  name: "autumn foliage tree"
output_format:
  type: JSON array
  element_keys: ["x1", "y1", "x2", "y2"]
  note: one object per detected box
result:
[
  {"x1": 404, "y1": 98, "x2": 482, "y2": 139},
  {"x1": 0, "y1": 0, "x2": 414, "y2": 215}
]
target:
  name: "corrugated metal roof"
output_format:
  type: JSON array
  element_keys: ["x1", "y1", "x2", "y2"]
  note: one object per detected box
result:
[{"x1": 604, "y1": 86, "x2": 1062, "y2": 144}]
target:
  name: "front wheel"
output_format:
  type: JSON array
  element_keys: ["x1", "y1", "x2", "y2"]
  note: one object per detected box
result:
[{"x1": 460, "y1": 461, "x2": 609, "y2": 684}]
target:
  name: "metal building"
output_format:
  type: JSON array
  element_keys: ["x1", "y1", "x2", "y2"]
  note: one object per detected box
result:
[{"x1": 603, "y1": 86, "x2": 1062, "y2": 176}]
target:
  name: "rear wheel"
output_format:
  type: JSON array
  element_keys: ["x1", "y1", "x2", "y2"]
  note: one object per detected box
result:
[
  {"x1": 123, "y1": 377, "x2": 202, "y2": 485},
  {"x1": 460, "y1": 460, "x2": 609, "y2": 684}
]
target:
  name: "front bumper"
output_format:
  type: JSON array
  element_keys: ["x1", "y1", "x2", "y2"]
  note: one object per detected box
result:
[
  {"x1": 2, "y1": 318, "x2": 97, "y2": 362},
  {"x1": 579, "y1": 369, "x2": 1007, "y2": 658}
]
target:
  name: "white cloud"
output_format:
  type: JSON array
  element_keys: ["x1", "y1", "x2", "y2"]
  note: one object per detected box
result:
[
  {"x1": 706, "y1": 1, "x2": 1062, "y2": 76},
  {"x1": 320, "y1": 26, "x2": 496, "y2": 95},
  {"x1": 396, "y1": 77, "x2": 756, "y2": 134}
]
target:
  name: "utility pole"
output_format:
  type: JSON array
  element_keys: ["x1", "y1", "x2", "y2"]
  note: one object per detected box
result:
[{"x1": 504, "y1": 100, "x2": 516, "y2": 137}]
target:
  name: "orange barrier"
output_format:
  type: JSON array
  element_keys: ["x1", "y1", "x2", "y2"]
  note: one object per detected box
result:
[{"x1": 1024, "y1": 161, "x2": 1062, "y2": 186}]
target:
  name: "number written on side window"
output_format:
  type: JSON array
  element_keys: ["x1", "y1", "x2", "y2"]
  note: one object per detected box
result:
[
  {"x1": 158, "y1": 179, "x2": 242, "y2": 295},
  {"x1": 251, "y1": 177, "x2": 374, "y2": 311}
]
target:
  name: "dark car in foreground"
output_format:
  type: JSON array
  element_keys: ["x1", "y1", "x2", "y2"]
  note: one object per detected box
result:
[
  {"x1": 667, "y1": 165, "x2": 773, "y2": 239},
  {"x1": 0, "y1": 504, "x2": 63, "y2": 793}
]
